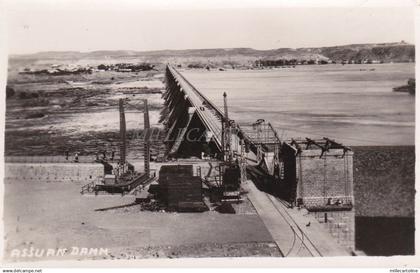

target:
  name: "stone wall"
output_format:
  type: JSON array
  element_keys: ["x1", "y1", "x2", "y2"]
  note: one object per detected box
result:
[
  {"x1": 296, "y1": 149, "x2": 354, "y2": 207},
  {"x1": 284, "y1": 147, "x2": 356, "y2": 251},
  {"x1": 311, "y1": 210, "x2": 355, "y2": 252},
  {"x1": 5, "y1": 163, "x2": 104, "y2": 183}
]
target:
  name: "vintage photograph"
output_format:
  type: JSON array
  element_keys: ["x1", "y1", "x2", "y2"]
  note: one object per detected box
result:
[{"x1": 1, "y1": 0, "x2": 416, "y2": 265}]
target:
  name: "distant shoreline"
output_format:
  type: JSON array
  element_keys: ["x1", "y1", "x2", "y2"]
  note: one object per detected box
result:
[
  {"x1": 9, "y1": 42, "x2": 414, "y2": 67},
  {"x1": 9, "y1": 41, "x2": 413, "y2": 57}
]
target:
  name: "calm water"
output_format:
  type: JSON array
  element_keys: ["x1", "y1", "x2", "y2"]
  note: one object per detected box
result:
[
  {"x1": 356, "y1": 216, "x2": 414, "y2": 256},
  {"x1": 183, "y1": 63, "x2": 415, "y2": 146}
]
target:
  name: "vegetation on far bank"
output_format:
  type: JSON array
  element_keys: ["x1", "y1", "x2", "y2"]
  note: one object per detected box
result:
[{"x1": 393, "y1": 78, "x2": 415, "y2": 95}]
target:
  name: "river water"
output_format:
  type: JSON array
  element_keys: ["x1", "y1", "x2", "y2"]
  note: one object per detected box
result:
[{"x1": 183, "y1": 63, "x2": 415, "y2": 146}]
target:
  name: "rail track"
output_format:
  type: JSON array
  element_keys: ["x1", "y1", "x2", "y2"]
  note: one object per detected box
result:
[{"x1": 265, "y1": 193, "x2": 323, "y2": 257}]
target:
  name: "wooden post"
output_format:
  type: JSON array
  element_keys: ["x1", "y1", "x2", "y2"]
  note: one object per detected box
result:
[
  {"x1": 143, "y1": 99, "x2": 151, "y2": 177},
  {"x1": 119, "y1": 99, "x2": 126, "y2": 167}
]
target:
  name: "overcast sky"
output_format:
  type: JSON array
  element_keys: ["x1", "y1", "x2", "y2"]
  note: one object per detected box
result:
[{"x1": 3, "y1": 0, "x2": 416, "y2": 54}]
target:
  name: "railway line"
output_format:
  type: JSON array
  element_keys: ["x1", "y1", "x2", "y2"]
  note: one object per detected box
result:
[{"x1": 266, "y1": 194, "x2": 322, "y2": 257}]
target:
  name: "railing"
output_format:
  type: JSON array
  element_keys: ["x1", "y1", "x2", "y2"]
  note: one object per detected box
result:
[
  {"x1": 167, "y1": 65, "x2": 224, "y2": 118},
  {"x1": 5, "y1": 156, "x2": 96, "y2": 163},
  {"x1": 166, "y1": 65, "x2": 280, "y2": 167},
  {"x1": 167, "y1": 65, "x2": 223, "y2": 149},
  {"x1": 80, "y1": 181, "x2": 96, "y2": 194}
]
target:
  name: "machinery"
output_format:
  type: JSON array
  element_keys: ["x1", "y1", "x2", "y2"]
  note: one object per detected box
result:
[
  {"x1": 81, "y1": 98, "x2": 154, "y2": 195},
  {"x1": 205, "y1": 92, "x2": 244, "y2": 203}
]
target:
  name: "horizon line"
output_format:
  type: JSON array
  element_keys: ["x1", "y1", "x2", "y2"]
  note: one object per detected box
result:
[{"x1": 9, "y1": 40, "x2": 414, "y2": 57}]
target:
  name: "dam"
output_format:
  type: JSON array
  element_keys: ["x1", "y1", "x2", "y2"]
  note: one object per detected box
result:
[{"x1": 4, "y1": 64, "x2": 358, "y2": 258}]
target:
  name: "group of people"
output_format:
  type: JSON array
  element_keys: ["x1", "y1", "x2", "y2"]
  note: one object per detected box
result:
[
  {"x1": 95, "y1": 150, "x2": 115, "y2": 162},
  {"x1": 65, "y1": 150, "x2": 116, "y2": 163}
]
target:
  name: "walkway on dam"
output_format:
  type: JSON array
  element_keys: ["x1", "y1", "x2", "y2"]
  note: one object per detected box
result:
[
  {"x1": 167, "y1": 65, "x2": 223, "y2": 147},
  {"x1": 5, "y1": 155, "x2": 98, "y2": 163},
  {"x1": 166, "y1": 65, "x2": 248, "y2": 157},
  {"x1": 242, "y1": 180, "x2": 350, "y2": 257}
]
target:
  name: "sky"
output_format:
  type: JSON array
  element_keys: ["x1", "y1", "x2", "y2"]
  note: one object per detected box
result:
[{"x1": 3, "y1": 0, "x2": 416, "y2": 54}]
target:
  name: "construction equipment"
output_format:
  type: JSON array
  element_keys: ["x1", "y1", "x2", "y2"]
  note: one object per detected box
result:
[
  {"x1": 158, "y1": 165, "x2": 208, "y2": 212},
  {"x1": 222, "y1": 92, "x2": 232, "y2": 162},
  {"x1": 83, "y1": 98, "x2": 155, "y2": 195},
  {"x1": 143, "y1": 99, "x2": 151, "y2": 176},
  {"x1": 240, "y1": 119, "x2": 282, "y2": 178},
  {"x1": 119, "y1": 99, "x2": 127, "y2": 165}
]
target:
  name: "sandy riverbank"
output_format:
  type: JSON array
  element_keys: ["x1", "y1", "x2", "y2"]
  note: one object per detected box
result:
[{"x1": 3, "y1": 179, "x2": 279, "y2": 261}]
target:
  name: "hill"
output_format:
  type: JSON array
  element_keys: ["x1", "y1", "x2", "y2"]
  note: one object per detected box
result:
[{"x1": 9, "y1": 42, "x2": 415, "y2": 66}]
